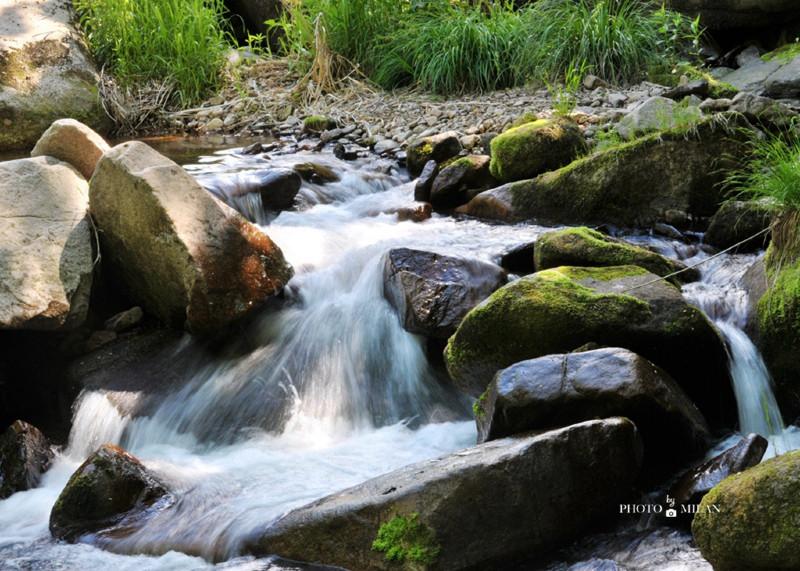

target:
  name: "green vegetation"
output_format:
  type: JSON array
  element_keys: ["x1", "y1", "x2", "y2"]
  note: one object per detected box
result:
[
  {"x1": 372, "y1": 513, "x2": 440, "y2": 565},
  {"x1": 762, "y1": 41, "x2": 800, "y2": 62},
  {"x1": 302, "y1": 115, "x2": 336, "y2": 132},
  {"x1": 274, "y1": 0, "x2": 702, "y2": 95},
  {"x1": 73, "y1": 0, "x2": 231, "y2": 105},
  {"x1": 726, "y1": 128, "x2": 800, "y2": 212}
]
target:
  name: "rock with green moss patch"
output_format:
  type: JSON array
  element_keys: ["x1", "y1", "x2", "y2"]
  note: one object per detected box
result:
[
  {"x1": 445, "y1": 265, "x2": 732, "y2": 424},
  {"x1": 489, "y1": 118, "x2": 586, "y2": 183},
  {"x1": 49, "y1": 444, "x2": 171, "y2": 542},
  {"x1": 429, "y1": 155, "x2": 494, "y2": 210},
  {"x1": 462, "y1": 116, "x2": 751, "y2": 227},
  {"x1": 692, "y1": 449, "x2": 800, "y2": 570},
  {"x1": 245, "y1": 418, "x2": 642, "y2": 570},
  {"x1": 535, "y1": 227, "x2": 699, "y2": 284},
  {"x1": 0, "y1": 2, "x2": 111, "y2": 151},
  {"x1": 90, "y1": 141, "x2": 294, "y2": 334},
  {"x1": 616, "y1": 97, "x2": 702, "y2": 141},
  {"x1": 302, "y1": 115, "x2": 336, "y2": 133},
  {"x1": 407, "y1": 132, "x2": 462, "y2": 177}
]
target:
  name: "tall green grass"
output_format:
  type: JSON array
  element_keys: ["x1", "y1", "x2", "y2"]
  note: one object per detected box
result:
[
  {"x1": 74, "y1": 0, "x2": 232, "y2": 105},
  {"x1": 727, "y1": 130, "x2": 800, "y2": 212},
  {"x1": 273, "y1": 0, "x2": 702, "y2": 94}
]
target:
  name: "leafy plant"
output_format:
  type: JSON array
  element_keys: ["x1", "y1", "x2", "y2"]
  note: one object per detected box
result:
[
  {"x1": 372, "y1": 513, "x2": 440, "y2": 565},
  {"x1": 74, "y1": 0, "x2": 232, "y2": 106}
]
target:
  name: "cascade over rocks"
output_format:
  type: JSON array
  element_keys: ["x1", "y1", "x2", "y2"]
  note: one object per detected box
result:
[
  {"x1": 89, "y1": 141, "x2": 294, "y2": 334},
  {"x1": 204, "y1": 168, "x2": 302, "y2": 221},
  {"x1": 458, "y1": 117, "x2": 750, "y2": 227},
  {"x1": 476, "y1": 348, "x2": 710, "y2": 474},
  {"x1": 489, "y1": 117, "x2": 586, "y2": 183},
  {"x1": 669, "y1": 433, "x2": 767, "y2": 525},
  {"x1": 50, "y1": 444, "x2": 170, "y2": 542},
  {"x1": 0, "y1": 0, "x2": 110, "y2": 151},
  {"x1": 245, "y1": 418, "x2": 642, "y2": 571},
  {"x1": 0, "y1": 420, "x2": 54, "y2": 499},
  {"x1": 693, "y1": 449, "x2": 800, "y2": 570},
  {"x1": 445, "y1": 265, "x2": 733, "y2": 425},
  {"x1": 0, "y1": 156, "x2": 93, "y2": 331},
  {"x1": 534, "y1": 227, "x2": 699, "y2": 284},
  {"x1": 383, "y1": 248, "x2": 506, "y2": 339}
]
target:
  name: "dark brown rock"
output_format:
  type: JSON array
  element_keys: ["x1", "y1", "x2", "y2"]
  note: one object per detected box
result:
[
  {"x1": 0, "y1": 420, "x2": 54, "y2": 499},
  {"x1": 429, "y1": 155, "x2": 494, "y2": 210},
  {"x1": 414, "y1": 160, "x2": 439, "y2": 202},
  {"x1": 407, "y1": 132, "x2": 462, "y2": 177}
]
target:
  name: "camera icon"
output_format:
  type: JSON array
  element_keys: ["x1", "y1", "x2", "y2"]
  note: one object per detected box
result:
[{"x1": 666, "y1": 508, "x2": 677, "y2": 518}]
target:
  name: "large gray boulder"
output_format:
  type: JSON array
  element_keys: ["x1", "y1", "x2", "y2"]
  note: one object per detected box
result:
[
  {"x1": 444, "y1": 266, "x2": 734, "y2": 426},
  {"x1": 50, "y1": 444, "x2": 170, "y2": 542},
  {"x1": 90, "y1": 141, "x2": 294, "y2": 334},
  {"x1": 668, "y1": 0, "x2": 800, "y2": 29},
  {"x1": 476, "y1": 348, "x2": 710, "y2": 473},
  {"x1": 0, "y1": 0, "x2": 110, "y2": 151},
  {"x1": 383, "y1": 248, "x2": 506, "y2": 339},
  {"x1": 725, "y1": 49, "x2": 800, "y2": 99},
  {"x1": 0, "y1": 420, "x2": 54, "y2": 499},
  {"x1": 245, "y1": 418, "x2": 642, "y2": 571},
  {"x1": 0, "y1": 156, "x2": 93, "y2": 330}
]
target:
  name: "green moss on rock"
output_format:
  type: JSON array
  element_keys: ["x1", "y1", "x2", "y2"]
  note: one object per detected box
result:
[
  {"x1": 372, "y1": 513, "x2": 440, "y2": 566},
  {"x1": 302, "y1": 115, "x2": 336, "y2": 133},
  {"x1": 535, "y1": 227, "x2": 698, "y2": 284},
  {"x1": 489, "y1": 118, "x2": 586, "y2": 183},
  {"x1": 692, "y1": 450, "x2": 800, "y2": 570}
]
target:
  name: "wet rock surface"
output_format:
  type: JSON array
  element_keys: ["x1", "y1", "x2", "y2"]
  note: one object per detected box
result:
[{"x1": 0, "y1": 420, "x2": 54, "y2": 499}]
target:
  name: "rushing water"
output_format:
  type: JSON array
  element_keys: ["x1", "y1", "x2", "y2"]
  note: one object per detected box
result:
[{"x1": 0, "y1": 142, "x2": 794, "y2": 570}]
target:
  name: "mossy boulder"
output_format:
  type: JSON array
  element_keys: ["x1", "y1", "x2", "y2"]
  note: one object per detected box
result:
[
  {"x1": 407, "y1": 132, "x2": 462, "y2": 177},
  {"x1": 0, "y1": 3, "x2": 111, "y2": 151},
  {"x1": 705, "y1": 199, "x2": 774, "y2": 252},
  {"x1": 302, "y1": 115, "x2": 336, "y2": 133},
  {"x1": 489, "y1": 118, "x2": 586, "y2": 183},
  {"x1": 245, "y1": 418, "x2": 642, "y2": 570},
  {"x1": 90, "y1": 141, "x2": 294, "y2": 334},
  {"x1": 50, "y1": 444, "x2": 170, "y2": 542},
  {"x1": 445, "y1": 265, "x2": 733, "y2": 424},
  {"x1": 535, "y1": 227, "x2": 699, "y2": 284},
  {"x1": 462, "y1": 116, "x2": 751, "y2": 227},
  {"x1": 429, "y1": 155, "x2": 494, "y2": 210},
  {"x1": 692, "y1": 450, "x2": 800, "y2": 570}
]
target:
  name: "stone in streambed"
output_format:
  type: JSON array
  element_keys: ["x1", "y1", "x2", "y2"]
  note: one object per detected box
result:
[
  {"x1": 535, "y1": 227, "x2": 699, "y2": 284},
  {"x1": 705, "y1": 200, "x2": 773, "y2": 252},
  {"x1": 50, "y1": 444, "x2": 170, "y2": 542},
  {"x1": 476, "y1": 348, "x2": 710, "y2": 474},
  {"x1": 383, "y1": 248, "x2": 506, "y2": 339},
  {"x1": 429, "y1": 155, "x2": 494, "y2": 210},
  {"x1": 414, "y1": 160, "x2": 439, "y2": 203},
  {"x1": 0, "y1": 420, "x2": 54, "y2": 499},
  {"x1": 668, "y1": 433, "x2": 767, "y2": 525},
  {"x1": 89, "y1": 141, "x2": 293, "y2": 334},
  {"x1": 445, "y1": 265, "x2": 733, "y2": 425},
  {"x1": 489, "y1": 117, "x2": 586, "y2": 183},
  {"x1": 245, "y1": 418, "x2": 642, "y2": 571},
  {"x1": 407, "y1": 132, "x2": 462, "y2": 177},
  {"x1": 0, "y1": 156, "x2": 93, "y2": 331},
  {"x1": 30, "y1": 119, "x2": 110, "y2": 180},
  {"x1": 692, "y1": 449, "x2": 800, "y2": 570},
  {"x1": 499, "y1": 242, "x2": 536, "y2": 275}
]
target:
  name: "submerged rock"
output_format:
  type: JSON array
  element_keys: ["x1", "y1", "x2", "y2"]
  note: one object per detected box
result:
[
  {"x1": 0, "y1": 156, "x2": 93, "y2": 330},
  {"x1": 50, "y1": 444, "x2": 170, "y2": 542},
  {"x1": 0, "y1": 1, "x2": 110, "y2": 150},
  {"x1": 429, "y1": 155, "x2": 494, "y2": 210},
  {"x1": 90, "y1": 141, "x2": 293, "y2": 334},
  {"x1": 407, "y1": 132, "x2": 462, "y2": 177},
  {"x1": 460, "y1": 117, "x2": 750, "y2": 227},
  {"x1": 444, "y1": 265, "x2": 733, "y2": 424},
  {"x1": 0, "y1": 420, "x2": 54, "y2": 499},
  {"x1": 383, "y1": 248, "x2": 506, "y2": 339},
  {"x1": 692, "y1": 449, "x2": 800, "y2": 570},
  {"x1": 669, "y1": 433, "x2": 767, "y2": 525},
  {"x1": 705, "y1": 200, "x2": 773, "y2": 252},
  {"x1": 293, "y1": 162, "x2": 340, "y2": 184},
  {"x1": 30, "y1": 119, "x2": 110, "y2": 180},
  {"x1": 534, "y1": 227, "x2": 699, "y2": 284},
  {"x1": 489, "y1": 117, "x2": 585, "y2": 183},
  {"x1": 246, "y1": 418, "x2": 642, "y2": 571},
  {"x1": 476, "y1": 348, "x2": 710, "y2": 473}
]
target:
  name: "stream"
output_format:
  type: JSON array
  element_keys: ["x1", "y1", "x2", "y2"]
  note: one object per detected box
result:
[{"x1": 0, "y1": 142, "x2": 795, "y2": 570}]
